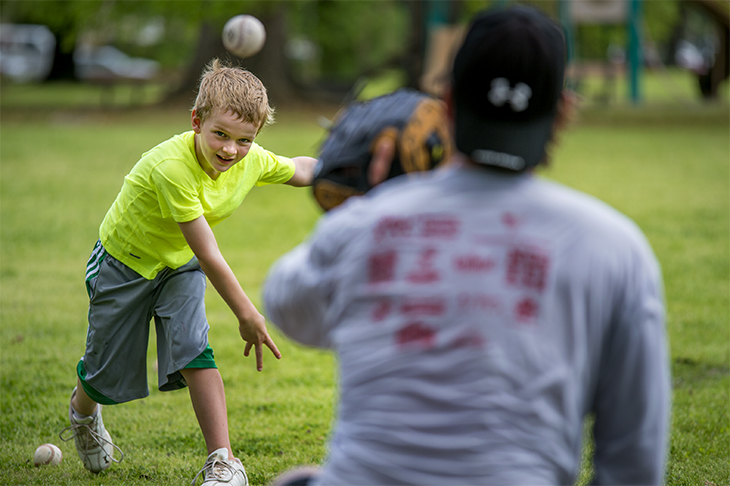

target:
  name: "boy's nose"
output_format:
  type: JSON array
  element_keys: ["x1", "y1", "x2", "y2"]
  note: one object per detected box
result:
[{"x1": 222, "y1": 143, "x2": 236, "y2": 157}]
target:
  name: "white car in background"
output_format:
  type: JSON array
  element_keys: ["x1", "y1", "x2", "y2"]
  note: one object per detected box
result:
[
  {"x1": 0, "y1": 23, "x2": 159, "y2": 84},
  {"x1": 73, "y1": 44, "x2": 159, "y2": 81},
  {"x1": 0, "y1": 24, "x2": 56, "y2": 82}
]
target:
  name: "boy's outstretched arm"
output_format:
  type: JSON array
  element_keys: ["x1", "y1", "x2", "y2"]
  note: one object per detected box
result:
[
  {"x1": 285, "y1": 156, "x2": 318, "y2": 187},
  {"x1": 179, "y1": 215, "x2": 281, "y2": 371}
]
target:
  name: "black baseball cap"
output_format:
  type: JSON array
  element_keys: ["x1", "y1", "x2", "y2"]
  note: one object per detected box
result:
[{"x1": 452, "y1": 6, "x2": 566, "y2": 171}]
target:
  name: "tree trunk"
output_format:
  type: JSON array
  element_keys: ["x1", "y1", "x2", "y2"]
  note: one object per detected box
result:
[
  {"x1": 240, "y1": 10, "x2": 294, "y2": 104},
  {"x1": 46, "y1": 26, "x2": 78, "y2": 81},
  {"x1": 404, "y1": 0, "x2": 426, "y2": 90},
  {"x1": 163, "y1": 21, "x2": 227, "y2": 106},
  {"x1": 163, "y1": 10, "x2": 294, "y2": 106}
]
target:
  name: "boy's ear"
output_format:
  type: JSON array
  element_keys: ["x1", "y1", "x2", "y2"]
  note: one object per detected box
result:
[{"x1": 191, "y1": 110, "x2": 202, "y2": 133}]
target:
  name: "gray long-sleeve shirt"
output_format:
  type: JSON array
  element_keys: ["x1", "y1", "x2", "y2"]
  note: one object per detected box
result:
[{"x1": 264, "y1": 164, "x2": 670, "y2": 485}]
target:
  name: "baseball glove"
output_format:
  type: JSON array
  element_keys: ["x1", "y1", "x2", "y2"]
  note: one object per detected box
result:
[{"x1": 312, "y1": 88, "x2": 453, "y2": 211}]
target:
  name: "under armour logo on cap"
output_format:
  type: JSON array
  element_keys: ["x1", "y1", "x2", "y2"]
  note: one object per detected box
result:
[
  {"x1": 487, "y1": 78, "x2": 532, "y2": 112},
  {"x1": 452, "y1": 6, "x2": 566, "y2": 171}
]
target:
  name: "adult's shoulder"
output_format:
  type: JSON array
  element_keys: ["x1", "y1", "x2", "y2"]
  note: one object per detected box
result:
[
  {"x1": 543, "y1": 179, "x2": 644, "y2": 233},
  {"x1": 535, "y1": 178, "x2": 659, "y2": 268}
]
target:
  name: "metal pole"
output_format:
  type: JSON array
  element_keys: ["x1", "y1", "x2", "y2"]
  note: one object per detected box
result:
[
  {"x1": 426, "y1": 0, "x2": 450, "y2": 27},
  {"x1": 628, "y1": 0, "x2": 643, "y2": 104},
  {"x1": 558, "y1": 2, "x2": 575, "y2": 64}
]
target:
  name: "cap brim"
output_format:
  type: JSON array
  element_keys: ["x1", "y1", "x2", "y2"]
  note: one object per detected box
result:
[{"x1": 455, "y1": 106, "x2": 556, "y2": 171}]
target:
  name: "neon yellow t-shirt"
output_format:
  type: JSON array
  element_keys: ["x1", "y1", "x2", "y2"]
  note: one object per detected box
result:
[{"x1": 100, "y1": 131, "x2": 295, "y2": 279}]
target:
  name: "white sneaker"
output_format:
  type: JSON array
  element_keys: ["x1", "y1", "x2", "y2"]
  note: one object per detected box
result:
[
  {"x1": 59, "y1": 387, "x2": 123, "y2": 473},
  {"x1": 192, "y1": 448, "x2": 248, "y2": 486}
]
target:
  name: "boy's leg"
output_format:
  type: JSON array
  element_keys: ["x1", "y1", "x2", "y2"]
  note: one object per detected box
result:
[
  {"x1": 183, "y1": 367, "x2": 248, "y2": 486},
  {"x1": 71, "y1": 378, "x2": 99, "y2": 416},
  {"x1": 155, "y1": 261, "x2": 247, "y2": 484},
  {"x1": 64, "y1": 242, "x2": 150, "y2": 473},
  {"x1": 180, "y1": 367, "x2": 232, "y2": 457},
  {"x1": 61, "y1": 382, "x2": 122, "y2": 473}
]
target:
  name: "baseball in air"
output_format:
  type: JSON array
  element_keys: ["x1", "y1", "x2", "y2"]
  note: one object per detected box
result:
[
  {"x1": 222, "y1": 15, "x2": 266, "y2": 58},
  {"x1": 33, "y1": 443, "x2": 63, "y2": 466}
]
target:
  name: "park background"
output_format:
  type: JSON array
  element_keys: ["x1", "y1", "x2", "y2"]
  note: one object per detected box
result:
[{"x1": 1, "y1": 0, "x2": 728, "y2": 485}]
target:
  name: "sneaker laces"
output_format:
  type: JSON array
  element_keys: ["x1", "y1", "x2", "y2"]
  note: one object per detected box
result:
[
  {"x1": 59, "y1": 423, "x2": 125, "y2": 464},
  {"x1": 191, "y1": 456, "x2": 239, "y2": 485}
]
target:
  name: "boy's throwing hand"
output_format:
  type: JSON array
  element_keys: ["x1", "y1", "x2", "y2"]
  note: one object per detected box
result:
[
  {"x1": 239, "y1": 311, "x2": 281, "y2": 371},
  {"x1": 179, "y1": 216, "x2": 282, "y2": 371}
]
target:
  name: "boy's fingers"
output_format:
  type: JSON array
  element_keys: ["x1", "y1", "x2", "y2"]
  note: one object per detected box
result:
[
  {"x1": 256, "y1": 344, "x2": 263, "y2": 371},
  {"x1": 242, "y1": 331, "x2": 280, "y2": 370},
  {"x1": 266, "y1": 337, "x2": 282, "y2": 360}
]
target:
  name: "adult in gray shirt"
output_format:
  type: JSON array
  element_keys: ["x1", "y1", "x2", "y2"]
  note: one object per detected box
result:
[{"x1": 264, "y1": 6, "x2": 670, "y2": 485}]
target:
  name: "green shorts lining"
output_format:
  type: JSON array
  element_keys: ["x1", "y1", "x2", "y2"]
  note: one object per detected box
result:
[
  {"x1": 77, "y1": 360, "x2": 119, "y2": 405},
  {"x1": 77, "y1": 346, "x2": 216, "y2": 404},
  {"x1": 184, "y1": 345, "x2": 217, "y2": 369}
]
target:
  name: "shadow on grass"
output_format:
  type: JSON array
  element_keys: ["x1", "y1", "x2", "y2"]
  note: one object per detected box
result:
[{"x1": 672, "y1": 357, "x2": 730, "y2": 389}]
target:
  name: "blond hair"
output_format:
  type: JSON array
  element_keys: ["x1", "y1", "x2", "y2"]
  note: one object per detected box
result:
[{"x1": 193, "y1": 58, "x2": 274, "y2": 132}]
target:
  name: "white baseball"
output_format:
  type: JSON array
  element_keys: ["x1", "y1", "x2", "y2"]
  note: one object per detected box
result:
[
  {"x1": 34, "y1": 443, "x2": 62, "y2": 466},
  {"x1": 222, "y1": 15, "x2": 266, "y2": 58}
]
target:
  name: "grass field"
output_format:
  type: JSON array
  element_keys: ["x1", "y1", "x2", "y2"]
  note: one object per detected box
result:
[{"x1": 1, "y1": 71, "x2": 728, "y2": 485}]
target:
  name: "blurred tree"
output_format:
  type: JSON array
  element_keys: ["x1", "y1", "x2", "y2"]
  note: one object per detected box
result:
[
  {"x1": 1, "y1": 0, "x2": 414, "y2": 103},
  {"x1": 3, "y1": 0, "x2": 700, "y2": 102},
  {"x1": 680, "y1": 0, "x2": 730, "y2": 99},
  {"x1": 283, "y1": 0, "x2": 411, "y2": 101}
]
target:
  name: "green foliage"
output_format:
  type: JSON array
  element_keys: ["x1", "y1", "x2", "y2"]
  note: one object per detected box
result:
[
  {"x1": 568, "y1": 1, "x2": 682, "y2": 62},
  {"x1": 2, "y1": 0, "x2": 714, "y2": 98},
  {"x1": 644, "y1": 0, "x2": 682, "y2": 46},
  {"x1": 1, "y1": 0, "x2": 269, "y2": 65},
  {"x1": 304, "y1": 1, "x2": 409, "y2": 79},
  {"x1": 0, "y1": 0, "x2": 411, "y2": 78}
]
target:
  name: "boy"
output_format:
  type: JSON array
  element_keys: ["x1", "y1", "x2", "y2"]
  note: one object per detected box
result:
[{"x1": 60, "y1": 59, "x2": 317, "y2": 486}]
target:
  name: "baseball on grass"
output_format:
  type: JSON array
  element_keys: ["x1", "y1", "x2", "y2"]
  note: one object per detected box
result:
[
  {"x1": 222, "y1": 15, "x2": 266, "y2": 58},
  {"x1": 34, "y1": 443, "x2": 62, "y2": 466}
]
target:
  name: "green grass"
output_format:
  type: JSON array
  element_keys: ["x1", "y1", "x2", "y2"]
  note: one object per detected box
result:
[
  {"x1": 0, "y1": 97, "x2": 333, "y2": 485},
  {"x1": 541, "y1": 102, "x2": 729, "y2": 486},
  {"x1": 545, "y1": 109, "x2": 729, "y2": 363},
  {"x1": 0, "y1": 80, "x2": 170, "y2": 109},
  {"x1": 570, "y1": 64, "x2": 730, "y2": 106},
  {"x1": 1, "y1": 75, "x2": 728, "y2": 485}
]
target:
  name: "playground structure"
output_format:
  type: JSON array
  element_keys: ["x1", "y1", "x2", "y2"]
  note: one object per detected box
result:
[
  {"x1": 419, "y1": 0, "x2": 729, "y2": 103},
  {"x1": 559, "y1": 0, "x2": 643, "y2": 103}
]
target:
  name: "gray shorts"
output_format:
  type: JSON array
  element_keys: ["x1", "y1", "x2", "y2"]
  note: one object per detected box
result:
[{"x1": 81, "y1": 241, "x2": 211, "y2": 403}]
